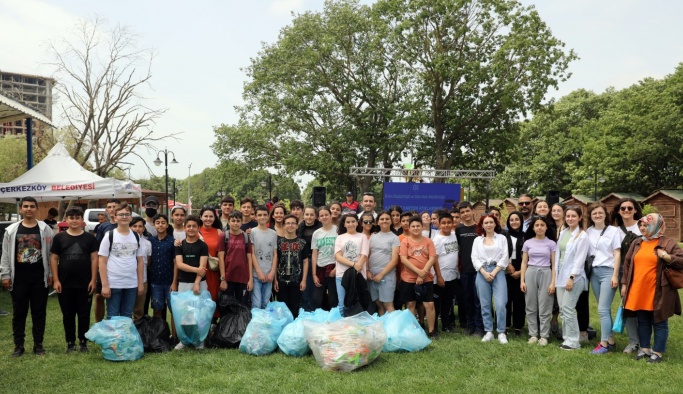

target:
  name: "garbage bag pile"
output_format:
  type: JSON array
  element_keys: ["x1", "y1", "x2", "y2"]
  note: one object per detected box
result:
[
  {"x1": 171, "y1": 290, "x2": 216, "y2": 347},
  {"x1": 239, "y1": 301, "x2": 293, "y2": 356},
  {"x1": 85, "y1": 316, "x2": 144, "y2": 361},
  {"x1": 134, "y1": 316, "x2": 172, "y2": 353},
  {"x1": 277, "y1": 307, "x2": 342, "y2": 356},
  {"x1": 210, "y1": 293, "x2": 251, "y2": 348},
  {"x1": 377, "y1": 310, "x2": 431, "y2": 352}
]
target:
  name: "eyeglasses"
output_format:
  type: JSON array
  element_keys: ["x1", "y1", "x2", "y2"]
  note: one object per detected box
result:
[
  {"x1": 518, "y1": 201, "x2": 532, "y2": 206},
  {"x1": 362, "y1": 220, "x2": 373, "y2": 224},
  {"x1": 620, "y1": 206, "x2": 634, "y2": 212},
  {"x1": 116, "y1": 213, "x2": 131, "y2": 218}
]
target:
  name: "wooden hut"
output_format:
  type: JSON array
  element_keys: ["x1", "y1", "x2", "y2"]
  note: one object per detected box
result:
[
  {"x1": 642, "y1": 190, "x2": 683, "y2": 242},
  {"x1": 600, "y1": 193, "x2": 645, "y2": 215},
  {"x1": 562, "y1": 194, "x2": 594, "y2": 216}
]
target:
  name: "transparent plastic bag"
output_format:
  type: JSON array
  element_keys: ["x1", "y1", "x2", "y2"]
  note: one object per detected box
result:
[
  {"x1": 170, "y1": 290, "x2": 216, "y2": 346},
  {"x1": 304, "y1": 314, "x2": 387, "y2": 371},
  {"x1": 378, "y1": 310, "x2": 431, "y2": 352},
  {"x1": 277, "y1": 307, "x2": 343, "y2": 356},
  {"x1": 85, "y1": 316, "x2": 144, "y2": 361},
  {"x1": 239, "y1": 301, "x2": 294, "y2": 356}
]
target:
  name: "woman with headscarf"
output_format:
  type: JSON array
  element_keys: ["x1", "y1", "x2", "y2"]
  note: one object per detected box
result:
[{"x1": 621, "y1": 214, "x2": 683, "y2": 363}]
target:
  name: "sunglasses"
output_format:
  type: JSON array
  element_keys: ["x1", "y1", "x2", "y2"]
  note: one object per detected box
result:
[
  {"x1": 362, "y1": 220, "x2": 374, "y2": 224},
  {"x1": 518, "y1": 201, "x2": 532, "y2": 206},
  {"x1": 620, "y1": 206, "x2": 634, "y2": 212}
]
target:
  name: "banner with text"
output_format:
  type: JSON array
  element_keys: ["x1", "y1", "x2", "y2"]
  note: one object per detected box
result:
[{"x1": 383, "y1": 183, "x2": 460, "y2": 212}]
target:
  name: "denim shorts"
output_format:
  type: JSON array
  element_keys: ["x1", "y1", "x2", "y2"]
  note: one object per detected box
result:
[
  {"x1": 150, "y1": 284, "x2": 171, "y2": 311},
  {"x1": 368, "y1": 273, "x2": 397, "y2": 303}
]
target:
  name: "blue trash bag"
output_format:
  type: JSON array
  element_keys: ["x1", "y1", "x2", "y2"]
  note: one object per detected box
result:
[
  {"x1": 379, "y1": 310, "x2": 431, "y2": 352},
  {"x1": 612, "y1": 305, "x2": 625, "y2": 334},
  {"x1": 239, "y1": 301, "x2": 294, "y2": 356},
  {"x1": 85, "y1": 316, "x2": 144, "y2": 361},
  {"x1": 170, "y1": 290, "x2": 216, "y2": 347},
  {"x1": 304, "y1": 314, "x2": 387, "y2": 371},
  {"x1": 277, "y1": 307, "x2": 342, "y2": 356}
]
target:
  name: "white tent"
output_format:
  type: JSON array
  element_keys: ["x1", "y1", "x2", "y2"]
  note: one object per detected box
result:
[{"x1": 0, "y1": 143, "x2": 141, "y2": 203}]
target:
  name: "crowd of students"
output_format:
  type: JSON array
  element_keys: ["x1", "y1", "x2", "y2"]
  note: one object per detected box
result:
[{"x1": 1, "y1": 193, "x2": 682, "y2": 363}]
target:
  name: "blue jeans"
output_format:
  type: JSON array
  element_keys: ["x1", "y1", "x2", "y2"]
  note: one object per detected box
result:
[
  {"x1": 475, "y1": 265, "x2": 508, "y2": 333},
  {"x1": 590, "y1": 266, "x2": 617, "y2": 342},
  {"x1": 336, "y1": 277, "x2": 345, "y2": 316},
  {"x1": 300, "y1": 271, "x2": 315, "y2": 312},
  {"x1": 461, "y1": 272, "x2": 483, "y2": 331},
  {"x1": 150, "y1": 284, "x2": 171, "y2": 312},
  {"x1": 636, "y1": 311, "x2": 668, "y2": 353},
  {"x1": 107, "y1": 288, "x2": 137, "y2": 319},
  {"x1": 251, "y1": 278, "x2": 273, "y2": 309}
]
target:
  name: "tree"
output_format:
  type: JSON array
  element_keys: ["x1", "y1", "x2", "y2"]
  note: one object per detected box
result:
[
  {"x1": 213, "y1": 0, "x2": 418, "y2": 193},
  {"x1": 46, "y1": 16, "x2": 172, "y2": 177},
  {"x1": 376, "y1": 0, "x2": 577, "y2": 179}
]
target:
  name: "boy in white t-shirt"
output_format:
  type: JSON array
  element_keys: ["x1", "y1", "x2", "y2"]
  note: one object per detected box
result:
[
  {"x1": 432, "y1": 212, "x2": 459, "y2": 332},
  {"x1": 98, "y1": 203, "x2": 144, "y2": 319}
]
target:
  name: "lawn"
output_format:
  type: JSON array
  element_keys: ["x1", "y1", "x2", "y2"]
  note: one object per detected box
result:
[{"x1": 1, "y1": 289, "x2": 682, "y2": 394}]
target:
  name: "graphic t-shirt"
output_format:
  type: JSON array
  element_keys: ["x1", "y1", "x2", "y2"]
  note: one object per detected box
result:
[
  {"x1": 98, "y1": 229, "x2": 144, "y2": 289},
  {"x1": 50, "y1": 231, "x2": 98, "y2": 288},
  {"x1": 251, "y1": 227, "x2": 278, "y2": 277},
  {"x1": 277, "y1": 237, "x2": 306, "y2": 285},
  {"x1": 400, "y1": 236, "x2": 437, "y2": 283},
  {"x1": 433, "y1": 232, "x2": 459, "y2": 281},
  {"x1": 175, "y1": 239, "x2": 209, "y2": 283},
  {"x1": 334, "y1": 233, "x2": 369, "y2": 279},
  {"x1": 217, "y1": 232, "x2": 253, "y2": 284},
  {"x1": 149, "y1": 235, "x2": 176, "y2": 286},
  {"x1": 311, "y1": 226, "x2": 337, "y2": 267},
  {"x1": 15, "y1": 223, "x2": 44, "y2": 280},
  {"x1": 368, "y1": 231, "x2": 400, "y2": 275}
]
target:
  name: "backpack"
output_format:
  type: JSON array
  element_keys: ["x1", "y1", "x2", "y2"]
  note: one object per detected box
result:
[
  {"x1": 619, "y1": 225, "x2": 640, "y2": 266},
  {"x1": 108, "y1": 229, "x2": 140, "y2": 254},
  {"x1": 224, "y1": 231, "x2": 251, "y2": 251}
]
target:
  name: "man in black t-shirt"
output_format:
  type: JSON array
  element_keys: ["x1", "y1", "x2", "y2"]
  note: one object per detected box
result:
[
  {"x1": 455, "y1": 202, "x2": 484, "y2": 336},
  {"x1": 50, "y1": 207, "x2": 98, "y2": 353},
  {"x1": 0, "y1": 197, "x2": 54, "y2": 357}
]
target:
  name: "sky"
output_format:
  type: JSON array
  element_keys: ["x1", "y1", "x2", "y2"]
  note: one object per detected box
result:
[{"x1": 1, "y1": 0, "x2": 683, "y2": 189}]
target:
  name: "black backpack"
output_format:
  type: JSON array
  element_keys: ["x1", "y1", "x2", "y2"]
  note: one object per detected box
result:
[{"x1": 107, "y1": 229, "x2": 140, "y2": 253}]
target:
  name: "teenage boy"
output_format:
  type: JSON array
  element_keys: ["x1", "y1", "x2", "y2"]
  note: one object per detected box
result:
[
  {"x1": 50, "y1": 207, "x2": 98, "y2": 352},
  {"x1": 219, "y1": 195, "x2": 236, "y2": 230},
  {"x1": 239, "y1": 197, "x2": 258, "y2": 232},
  {"x1": 93, "y1": 212, "x2": 107, "y2": 234},
  {"x1": 149, "y1": 214, "x2": 176, "y2": 330},
  {"x1": 170, "y1": 206, "x2": 187, "y2": 241},
  {"x1": 43, "y1": 207, "x2": 59, "y2": 228},
  {"x1": 1, "y1": 196, "x2": 54, "y2": 357},
  {"x1": 143, "y1": 196, "x2": 160, "y2": 237},
  {"x1": 449, "y1": 208, "x2": 461, "y2": 229},
  {"x1": 172, "y1": 215, "x2": 209, "y2": 350},
  {"x1": 399, "y1": 216, "x2": 437, "y2": 337},
  {"x1": 456, "y1": 201, "x2": 483, "y2": 336},
  {"x1": 131, "y1": 217, "x2": 152, "y2": 321},
  {"x1": 289, "y1": 200, "x2": 304, "y2": 222},
  {"x1": 250, "y1": 206, "x2": 277, "y2": 309},
  {"x1": 98, "y1": 203, "x2": 145, "y2": 319},
  {"x1": 93, "y1": 199, "x2": 120, "y2": 322},
  {"x1": 432, "y1": 213, "x2": 459, "y2": 332},
  {"x1": 358, "y1": 192, "x2": 377, "y2": 219},
  {"x1": 217, "y1": 211, "x2": 254, "y2": 305},
  {"x1": 274, "y1": 214, "x2": 308, "y2": 318}
]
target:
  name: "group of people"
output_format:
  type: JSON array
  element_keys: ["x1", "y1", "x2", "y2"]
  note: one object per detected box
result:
[{"x1": 1, "y1": 192, "x2": 681, "y2": 363}]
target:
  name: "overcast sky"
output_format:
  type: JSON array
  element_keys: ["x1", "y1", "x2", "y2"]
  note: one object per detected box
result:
[{"x1": 2, "y1": 0, "x2": 682, "y2": 188}]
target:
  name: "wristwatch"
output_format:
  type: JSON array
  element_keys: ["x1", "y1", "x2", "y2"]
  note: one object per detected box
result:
[
  {"x1": 569, "y1": 275, "x2": 575, "y2": 280},
  {"x1": 220, "y1": 276, "x2": 225, "y2": 281}
]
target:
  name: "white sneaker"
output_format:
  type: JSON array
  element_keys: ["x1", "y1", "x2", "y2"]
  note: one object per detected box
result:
[
  {"x1": 498, "y1": 333, "x2": 508, "y2": 344},
  {"x1": 623, "y1": 343, "x2": 639, "y2": 354},
  {"x1": 528, "y1": 336, "x2": 538, "y2": 344},
  {"x1": 196, "y1": 341, "x2": 205, "y2": 350},
  {"x1": 174, "y1": 342, "x2": 185, "y2": 351},
  {"x1": 481, "y1": 332, "x2": 494, "y2": 342},
  {"x1": 538, "y1": 338, "x2": 548, "y2": 346}
]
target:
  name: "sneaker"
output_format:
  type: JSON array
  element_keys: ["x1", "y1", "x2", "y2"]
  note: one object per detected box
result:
[
  {"x1": 528, "y1": 336, "x2": 538, "y2": 344},
  {"x1": 513, "y1": 329, "x2": 522, "y2": 337},
  {"x1": 559, "y1": 344, "x2": 576, "y2": 351},
  {"x1": 428, "y1": 331, "x2": 440, "y2": 340},
  {"x1": 66, "y1": 342, "x2": 76, "y2": 353},
  {"x1": 196, "y1": 341, "x2": 205, "y2": 350},
  {"x1": 174, "y1": 342, "x2": 185, "y2": 351},
  {"x1": 647, "y1": 354, "x2": 663, "y2": 364},
  {"x1": 538, "y1": 338, "x2": 548, "y2": 346},
  {"x1": 606, "y1": 342, "x2": 616, "y2": 352},
  {"x1": 481, "y1": 332, "x2": 495, "y2": 342},
  {"x1": 623, "y1": 343, "x2": 639, "y2": 354},
  {"x1": 0, "y1": 308, "x2": 9, "y2": 316},
  {"x1": 11, "y1": 346, "x2": 25, "y2": 357},
  {"x1": 473, "y1": 330, "x2": 485, "y2": 338},
  {"x1": 579, "y1": 334, "x2": 589, "y2": 343},
  {"x1": 634, "y1": 349, "x2": 651, "y2": 361},
  {"x1": 498, "y1": 333, "x2": 508, "y2": 344},
  {"x1": 79, "y1": 340, "x2": 88, "y2": 353},
  {"x1": 33, "y1": 343, "x2": 46, "y2": 356},
  {"x1": 591, "y1": 343, "x2": 609, "y2": 355}
]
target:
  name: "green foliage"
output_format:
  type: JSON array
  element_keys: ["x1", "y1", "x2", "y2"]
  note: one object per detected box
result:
[
  {"x1": 642, "y1": 203, "x2": 658, "y2": 215},
  {"x1": 0, "y1": 135, "x2": 27, "y2": 183}
]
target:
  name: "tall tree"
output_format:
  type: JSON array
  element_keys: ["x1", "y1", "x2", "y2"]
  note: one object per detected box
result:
[
  {"x1": 46, "y1": 16, "x2": 173, "y2": 177},
  {"x1": 377, "y1": 0, "x2": 577, "y2": 179},
  {"x1": 213, "y1": 0, "x2": 417, "y2": 193}
]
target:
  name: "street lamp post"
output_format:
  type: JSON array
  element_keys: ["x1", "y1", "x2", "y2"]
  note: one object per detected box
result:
[
  {"x1": 154, "y1": 149, "x2": 178, "y2": 214},
  {"x1": 260, "y1": 173, "x2": 279, "y2": 202},
  {"x1": 591, "y1": 169, "x2": 605, "y2": 202}
]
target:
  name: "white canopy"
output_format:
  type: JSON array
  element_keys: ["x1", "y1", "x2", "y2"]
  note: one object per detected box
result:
[{"x1": 0, "y1": 142, "x2": 141, "y2": 203}]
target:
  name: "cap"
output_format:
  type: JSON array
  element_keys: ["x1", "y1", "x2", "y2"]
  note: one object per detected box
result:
[
  {"x1": 346, "y1": 191, "x2": 353, "y2": 196},
  {"x1": 144, "y1": 196, "x2": 160, "y2": 206}
]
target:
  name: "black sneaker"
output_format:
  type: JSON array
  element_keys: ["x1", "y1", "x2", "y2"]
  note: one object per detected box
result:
[
  {"x1": 634, "y1": 349, "x2": 651, "y2": 361},
  {"x1": 11, "y1": 346, "x2": 25, "y2": 357},
  {"x1": 33, "y1": 343, "x2": 46, "y2": 356},
  {"x1": 79, "y1": 340, "x2": 88, "y2": 353},
  {"x1": 559, "y1": 344, "x2": 575, "y2": 351},
  {"x1": 66, "y1": 342, "x2": 76, "y2": 353},
  {"x1": 428, "y1": 331, "x2": 440, "y2": 340},
  {"x1": 647, "y1": 354, "x2": 663, "y2": 364}
]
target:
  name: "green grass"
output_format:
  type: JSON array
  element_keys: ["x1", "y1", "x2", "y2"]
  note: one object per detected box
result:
[{"x1": 1, "y1": 289, "x2": 682, "y2": 394}]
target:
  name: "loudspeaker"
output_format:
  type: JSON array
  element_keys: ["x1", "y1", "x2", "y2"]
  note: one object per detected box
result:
[
  {"x1": 312, "y1": 186, "x2": 326, "y2": 207},
  {"x1": 546, "y1": 190, "x2": 560, "y2": 207}
]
